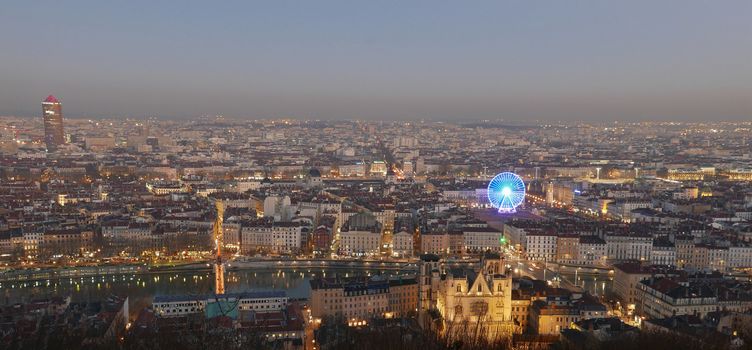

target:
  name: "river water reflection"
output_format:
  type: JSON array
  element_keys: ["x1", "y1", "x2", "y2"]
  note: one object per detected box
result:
[{"x1": 0, "y1": 267, "x2": 408, "y2": 311}]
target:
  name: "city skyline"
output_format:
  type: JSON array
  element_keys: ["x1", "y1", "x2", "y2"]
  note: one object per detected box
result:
[
  {"x1": 2, "y1": 114, "x2": 752, "y2": 349},
  {"x1": 2, "y1": 3, "x2": 752, "y2": 349},
  {"x1": 1, "y1": 1, "x2": 751, "y2": 121}
]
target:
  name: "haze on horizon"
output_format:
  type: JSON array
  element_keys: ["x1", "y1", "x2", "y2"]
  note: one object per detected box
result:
[{"x1": 1, "y1": 1, "x2": 751, "y2": 121}]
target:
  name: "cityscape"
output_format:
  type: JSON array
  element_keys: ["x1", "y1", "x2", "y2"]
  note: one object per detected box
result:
[{"x1": 2, "y1": 2, "x2": 752, "y2": 350}]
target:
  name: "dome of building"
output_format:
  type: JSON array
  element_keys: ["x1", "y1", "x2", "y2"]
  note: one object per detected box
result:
[{"x1": 308, "y1": 168, "x2": 322, "y2": 178}]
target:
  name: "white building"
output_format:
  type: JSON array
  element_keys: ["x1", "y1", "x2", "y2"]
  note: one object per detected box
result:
[
  {"x1": 650, "y1": 239, "x2": 676, "y2": 266},
  {"x1": 231, "y1": 179, "x2": 262, "y2": 193},
  {"x1": 298, "y1": 199, "x2": 342, "y2": 221},
  {"x1": 241, "y1": 222, "x2": 303, "y2": 253},
  {"x1": 526, "y1": 232, "x2": 558, "y2": 261},
  {"x1": 639, "y1": 278, "x2": 717, "y2": 319},
  {"x1": 339, "y1": 230, "x2": 381, "y2": 256},
  {"x1": 606, "y1": 234, "x2": 652, "y2": 262},
  {"x1": 371, "y1": 209, "x2": 395, "y2": 234},
  {"x1": 370, "y1": 161, "x2": 388, "y2": 176},
  {"x1": 420, "y1": 232, "x2": 449, "y2": 255},
  {"x1": 262, "y1": 195, "x2": 294, "y2": 221},
  {"x1": 102, "y1": 222, "x2": 151, "y2": 241},
  {"x1": 503, "y1": 223, "x2": 532, "y2": 251},
  {"x1": 392, "y1": 230, "x2": 413, "y2": 257},
  {"x1": 728, "y1": 245, "x2": 752, "y2": 269},
  {"x1": 153, "y1": 291, "x2": 287, "y2": 317},
  {"x1": 146, "y1": 181, "x2": 187, "y2": 195},
  {"x1": 707, "y1": 246, "x2": 729, "y2": 271},
  {"x1": 339, "y1": 212, "x2": 383, "y2": 256},
  {"x1": 609, "y1": 200, "x2": 653, "y2": 221},
  {"x1": 393, "y1": 135, "x2": 418, "y2": 149},
  {"x1": 338, "y1": 163, "x2": 366, "y2": 177},
  {"x1": 23, "y1": 231, "x2": 43, "y2": 254},
  {"x1": 578, "y1": 236, "x2": 607, "y2": 266},
  {"x1": 463, "y1": 227, "x2": 504, "y2": 253}
]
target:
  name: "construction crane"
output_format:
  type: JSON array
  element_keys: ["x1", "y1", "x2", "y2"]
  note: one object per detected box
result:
[{"x1": 213, "y1": 200, "x2": 225, "y2": 295}]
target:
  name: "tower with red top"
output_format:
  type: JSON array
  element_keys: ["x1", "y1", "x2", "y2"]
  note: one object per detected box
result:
[{"x1": 42, "y1": 95, "x2": 64, "y2": 151}]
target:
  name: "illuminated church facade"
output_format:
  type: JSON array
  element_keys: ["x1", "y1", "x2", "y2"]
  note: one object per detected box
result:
[{"x1": 419, "y1": 252, "x2": 514, "y2": 341}]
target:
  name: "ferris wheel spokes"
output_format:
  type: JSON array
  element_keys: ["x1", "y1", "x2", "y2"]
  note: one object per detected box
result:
[{"x1": 487, "y1": 172, "x2": 526, "y2": 213}]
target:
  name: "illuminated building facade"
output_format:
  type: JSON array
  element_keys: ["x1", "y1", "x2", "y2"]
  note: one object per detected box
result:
[
  {"x1": 42, "y1": 95, "x2": 64, "y2": 151},
  {"x1": 420, "y1": 252, "x2": 514, "y2": 341},
  {"x1": 309, "y1": 277, "x2": 418, "y2": 321}
]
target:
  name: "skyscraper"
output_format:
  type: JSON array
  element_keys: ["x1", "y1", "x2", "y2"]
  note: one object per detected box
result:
[{"x1": 42, "y1": 95, "x2": 64, "y2": 151}]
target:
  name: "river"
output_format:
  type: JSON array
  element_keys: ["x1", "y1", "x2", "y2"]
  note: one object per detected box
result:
[{"x1": 0, "y1": 266, "x2": 414, "y2": 314}]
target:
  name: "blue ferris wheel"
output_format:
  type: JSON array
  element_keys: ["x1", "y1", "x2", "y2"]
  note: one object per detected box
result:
[{"x1": 487, "y1": 172, "x2": 526, "y2": 213}]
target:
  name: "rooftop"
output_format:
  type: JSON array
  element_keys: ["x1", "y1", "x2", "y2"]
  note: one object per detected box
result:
[{"x1": 153, "y1": 290, "x2": 286, "y2": 303}]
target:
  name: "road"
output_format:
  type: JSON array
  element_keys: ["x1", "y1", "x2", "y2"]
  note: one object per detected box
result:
[{"x1": 501, "y1": 246, "x2": 586, "y2": 291}]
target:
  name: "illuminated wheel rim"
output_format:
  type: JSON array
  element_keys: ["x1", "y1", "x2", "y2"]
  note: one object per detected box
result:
[{"x1": 487, "y1": 172, "x2": 525, "y2": 213}]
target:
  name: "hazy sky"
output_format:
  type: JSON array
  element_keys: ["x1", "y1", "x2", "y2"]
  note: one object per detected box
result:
[{"x1": 1, "y1": 1, "x2": 751, "y2": 121}]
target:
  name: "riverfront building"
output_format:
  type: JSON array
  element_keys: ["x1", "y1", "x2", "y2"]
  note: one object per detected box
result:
[
  {"x1": 153, "y1": 291, "x2": 288, "y2": 318},
  {"x1": 309, "y1": 276, "x2": 418, "y2": 321}
]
